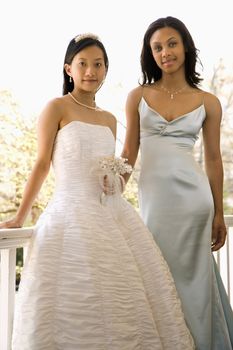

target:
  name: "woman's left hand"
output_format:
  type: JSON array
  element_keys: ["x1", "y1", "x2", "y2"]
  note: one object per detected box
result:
[
  {"x1": 103, "y1": 175, "x2": 115, "y2": 195},
  {"x1": 211, "y1": 215, "x2": 227, "y2": 251},
  {"x1": 102, "y1": 175, "x2": 125, "y2": 195}
]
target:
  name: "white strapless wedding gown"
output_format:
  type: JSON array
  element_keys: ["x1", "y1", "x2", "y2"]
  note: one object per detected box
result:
[{"x1": 12, "y1": 120, "x2": 195, "y2": 350}]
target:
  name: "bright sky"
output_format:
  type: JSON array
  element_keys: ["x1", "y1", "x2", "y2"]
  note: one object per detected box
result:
[{"x1": 1, "y1": 0, "x2": 233, "y2": 124}]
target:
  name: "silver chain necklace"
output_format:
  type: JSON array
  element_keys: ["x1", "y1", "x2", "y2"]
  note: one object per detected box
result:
[{"x1": 159, "y1": 84, "x2": 187, "y2": 99}]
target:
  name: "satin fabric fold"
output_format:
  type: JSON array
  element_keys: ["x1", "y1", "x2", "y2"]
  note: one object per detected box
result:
[{"x1": 138, "y1": 98, "x2": 233, "y2": 350}]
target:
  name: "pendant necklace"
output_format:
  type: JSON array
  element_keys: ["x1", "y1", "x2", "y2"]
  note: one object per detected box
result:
[
  {"x1": 159, "y1": 84, "x2": 187, "y2": 99},
  {"x1": 68, "y1": 92, "x2": 98, "y2": 110}
]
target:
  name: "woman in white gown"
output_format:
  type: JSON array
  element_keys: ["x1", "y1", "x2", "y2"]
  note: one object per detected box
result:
[{"x1": 0, "y1": 33, "x2": 195, "y2": 350}]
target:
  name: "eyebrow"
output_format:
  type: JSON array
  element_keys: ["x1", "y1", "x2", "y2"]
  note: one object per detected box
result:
[
  {"x1": 77, "y1": 57, "x2": 104, "y2": 61},
  {"x1": 152, "y1": 36, "x2": 177, "y2": 44}
]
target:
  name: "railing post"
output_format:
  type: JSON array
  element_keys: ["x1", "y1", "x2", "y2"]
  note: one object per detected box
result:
[
  {"x1": 224, "y1": 215, "x2": 233, "y2": 305},
  {"x1": 0, "y1": 248, "x2": 17, "y2": 350}
]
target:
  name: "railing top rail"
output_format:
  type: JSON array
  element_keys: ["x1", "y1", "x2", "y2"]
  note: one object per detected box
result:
[
  {"x1": 224, "y1": 215, "x2": 233, "y2": 227},
  {"x1": 0, "y1": 227, "x2": 34, "y2": 239},
  {"x1": 0, "y1": 214, "x2": 232, "y2": 249},
  {"x1": 0, "y1": 227, "x2": 34, "y2": 249}
]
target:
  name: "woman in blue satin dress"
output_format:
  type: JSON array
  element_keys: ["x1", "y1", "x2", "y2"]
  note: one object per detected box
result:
[{"x1": 122, "y1": 16, "x2": 233, "y2": 350}]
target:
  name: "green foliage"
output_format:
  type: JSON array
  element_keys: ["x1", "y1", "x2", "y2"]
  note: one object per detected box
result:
[
  {"x1": 123, "y1": 175, "x2": 139, "y2": 210},
  {"x1": 122, "y1": 158, "x2": 141, "y2": 210},
  {"x1": 0, "y1": 90, "x2": 54, "y2": 224},
  {"x1": 1, "y1": 61, "x2": 233, "y2": 225},
  {"x1": 206, "y1": 60, "x2": 233, "y2": 214}
]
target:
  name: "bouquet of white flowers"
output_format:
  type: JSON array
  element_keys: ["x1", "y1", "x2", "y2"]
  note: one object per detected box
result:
[
  {"x1": 98, "y1": 155, "x2": 132, "y2": 175},
  {"x1": 95, "y1": 155, "x2": 133, "y2": 219},
  {"x1": 99, "y1": 155, "x2": 133, "y2": 194}
]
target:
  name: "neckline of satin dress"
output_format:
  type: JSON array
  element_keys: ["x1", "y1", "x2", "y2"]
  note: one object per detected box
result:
[{"x1": 141, "y1": 97, "x2": 205, "y2": 124}]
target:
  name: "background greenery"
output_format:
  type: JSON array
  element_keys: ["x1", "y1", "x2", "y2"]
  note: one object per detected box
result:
[{"x1": 0, "y1": 61, "x2": 233, "y2": 272}]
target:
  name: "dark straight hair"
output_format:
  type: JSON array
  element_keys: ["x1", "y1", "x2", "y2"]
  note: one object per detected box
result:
[
  {"x1": 140, "y1": 16, "x2": 203, "y2": 87},
  {"x1": 63, "y1": 35, "x2": 109, "y2": 95}
]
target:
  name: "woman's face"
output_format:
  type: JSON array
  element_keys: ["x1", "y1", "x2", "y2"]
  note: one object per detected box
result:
[
  {"x1": 149, "y1": 26, "x2": 186, "y2": 75},
  {"x1": 65, "y1": 45, "x2": 106, "y2": 92}
]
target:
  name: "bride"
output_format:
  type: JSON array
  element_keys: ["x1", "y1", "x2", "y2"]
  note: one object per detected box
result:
[{"x1": 0, "y1": 33, "x2": 195, "y2": 349}]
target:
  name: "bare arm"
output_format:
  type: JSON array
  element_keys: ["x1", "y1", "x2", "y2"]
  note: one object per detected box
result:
[
  {"x1": 107, "y1": 112, "x2": 117, "y2": 140},
  {"x1": 202, "y1": 93, "x2": 227, "y2": 251},
  {"x1": 0, "y1": 99, "x2": 62, "y2": 228},
  {"x1": 121, "y1": 87, "x2": 142, "y2": 183}
]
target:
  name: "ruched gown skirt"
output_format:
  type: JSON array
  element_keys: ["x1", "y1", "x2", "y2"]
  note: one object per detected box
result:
[{"x1": 12, "y1": 120, "x2": 195, "y2": 350}]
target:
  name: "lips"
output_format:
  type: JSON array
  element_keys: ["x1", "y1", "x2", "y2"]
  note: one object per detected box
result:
[{"x1": 162, "y1": 59, "x2": 175, "y2": 67}]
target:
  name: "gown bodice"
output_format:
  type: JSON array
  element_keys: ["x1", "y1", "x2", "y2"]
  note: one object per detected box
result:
[
  {"x1": 51, "y1": 120, "x2": 115, "y2": 200},
  {"x1": 139, "y1": 97, "x2": 206, "y2": 147},
  {"x1": 138, "y1": 98, "x2": 207, "y2": 185}
]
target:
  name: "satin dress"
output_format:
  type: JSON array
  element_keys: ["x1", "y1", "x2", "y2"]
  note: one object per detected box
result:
[{"x1": 138, "y1": 97, "x2": 233, "y2": 350}]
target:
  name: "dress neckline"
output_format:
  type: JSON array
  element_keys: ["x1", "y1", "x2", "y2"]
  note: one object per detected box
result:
[
  {"x1": 57, "y1": 120, "x2": 115, "y2": 140},
  {"x1": 141, "y1": 97, "x2": 205, "y2": 124}
]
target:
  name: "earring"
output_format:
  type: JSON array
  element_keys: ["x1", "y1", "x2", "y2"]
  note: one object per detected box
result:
[{"x1": 69, "y1": 76, "x2": 72, "y2": 83}]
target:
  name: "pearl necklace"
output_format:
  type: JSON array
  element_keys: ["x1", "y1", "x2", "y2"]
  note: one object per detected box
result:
[
  {"x1": 68, "y1": 92, "x2": 98, "y2": 110},
  {"x1": 159, "y1": 84, "x2": 187, "y2": 99}
]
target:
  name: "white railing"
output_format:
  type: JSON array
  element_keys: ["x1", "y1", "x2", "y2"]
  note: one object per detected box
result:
[
  {"x1": 213, "y1": 215, "x2": 233, "y2": 304},
  {"x1": 0, "y1": 227, "x2": 33, "y2": 350},
  {"x1": 0, "y1": 216, "x2": 232, "y2": 350}
]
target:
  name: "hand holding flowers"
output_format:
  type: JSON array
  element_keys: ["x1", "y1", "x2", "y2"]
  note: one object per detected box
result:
[
  {"x1": 98, "y1": 155, "x2": 133, "y2": 195},
  {"x1": 92, "y1": 155, "x2": 133, "y2": 219}
]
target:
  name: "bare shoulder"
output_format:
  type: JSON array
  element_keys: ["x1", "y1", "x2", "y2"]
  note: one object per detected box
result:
[
  {"x1": 101, "y1": 110, "x2": 117, "y2": 138},
  {"x1": 203, "y1": 91, "x2": 222, "y2": 118},
  {"x1": 41, "y1": 96, "x2": 65, "y2": 116},
  {"x1": 105, "y1": 111, "x2": 117, "y2": 127},
  {"x1": 38, "y1": 96, "x2": 65, "y2": 128},
  {"x1": 127, "y1": 86, "x2": 143, "y2": 103}
]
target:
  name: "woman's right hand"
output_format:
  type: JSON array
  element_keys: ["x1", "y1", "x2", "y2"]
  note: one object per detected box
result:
[{"x1": 0, "y1": 217, "x2": 23, "y2": 229}]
